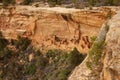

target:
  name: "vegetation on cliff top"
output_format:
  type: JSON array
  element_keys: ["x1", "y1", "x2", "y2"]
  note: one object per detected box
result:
[{"x1": 1, "y1": 0, "x2": 120, "y2": 7}]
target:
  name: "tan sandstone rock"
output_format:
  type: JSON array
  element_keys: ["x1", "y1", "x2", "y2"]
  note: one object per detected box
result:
[
  {"x1": 0, "y1": 6, "x2": 116, "y2": 53},
  {"x1": 69, "y1": 9, "x2": 120, "y2": 80}
]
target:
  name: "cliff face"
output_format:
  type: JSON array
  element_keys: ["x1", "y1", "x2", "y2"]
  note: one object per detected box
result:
[
  {"x1": 69, "y1": 10, "x2": 120, "y2": 80},
  {"x1": 102, "y1": 12, "x2": 120, "y2": 80},
  {"x1": 0, "y1": 6, "x2": 115, "y2": 53}
]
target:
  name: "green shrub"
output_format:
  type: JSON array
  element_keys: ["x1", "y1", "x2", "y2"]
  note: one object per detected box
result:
[
  {"x1": 0, "y1": 39, "x2": 8, "y2": 51},
  {"x1": 45, "y1": 49, "x2": 61, "y2": 59},
  {"x1": 67, "y1": 47, "x2": 85, "y2": 66},
  {"x1": 88, "y1": 0, "x2": 98, "y2": 6},
  {"x1": 48, "y1": 0, "x2": 63, "y2": 7},
  {"x1": 48, "y1": 0, "x2": 57, "y2": 7},
  {"x1": 0, "y1": 48, "x2": 12, "y2": 60},
  {"x1": 105, "y1": 24, "x2": 110, "y2": 31},
  {"x1": 14, "y1": 36, "x2": 31, "y2": 51},
  {"x1": 0, "y1": 32, "x2": 10, "y2": 60},
  {"x1": 2, "y1": 0, "x2": 10, "y2": 6},
  {"x1": 23, "y1": 0, "x2": 33, "y2": 5},
  {"x1": 35, "y1": 49, "x2": 42, "y2": 56},
  {"x1": 1, "y1": 62, "x2": 24, "y2": 79},
  {"x1": 112, "y1": 0, "x2": 120, "y2": 5},
  {"x1": 36, "y1": 55, "x2": 48, "y2": 69},
  {"x1": 0, "y1": 32, "x2": 85, "y2": 80},
  {"x1": 45, "y1": 50, "x2": 55, "y2": 58},
  {"x1": 2, "y1": 0, "x2": 15, "y2": 6},
  {"x1": 86, "y1": 61, "x2": 92, "y2": 70},
  {"x1": 90, "y1": 36, "x2": 97, "y2": 43},
  {"x1": 89, "y1": 41, "x2": 104, "y2": 62},
  {"x1": 58, "y1": 69, "x2": 70, "y2": 80},
  {"x1": 86, "y1": 40, "x2": 105, "y2": 70},
  {"x1": 44, "y1": 49, "x2": 85, "y2": 80},
  {"x1": 25, "y1": 63, "x2": 36, "y2": 75},
  {"x1": 105, "y1": 0, "x2": 120, "y2": 6},
  {"x1": 0, "y1": 32, "x2": 8, "y2": 51}
]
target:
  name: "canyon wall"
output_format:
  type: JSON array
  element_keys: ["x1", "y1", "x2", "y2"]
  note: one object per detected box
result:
[
  {"x1": 69, "y1": 9, "x2": 120, "y2": 80},
  {"x1": 0, "y1": 6, "x2": 115, "y2": 53}
]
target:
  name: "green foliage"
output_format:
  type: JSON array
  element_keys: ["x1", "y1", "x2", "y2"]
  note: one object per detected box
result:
[
  {"x1": 0, "y1": 32, "x2": 8, "y2": 51},
  {"x1": 86, "y1": 40, "x2": 105, "y2": 70},
  {"x1": 105, "y1": 0, "x2": 120, "y2": 6},
  {"x1": 0, "y1": 31, "x2": 85, "y2": 80},
  {"x1": 1, "y1": 62, "x2": 24, "y2": 79},
  {"x1": 48, "y1": 0, "x2": 63, "y2": 7},
  {"x1": 112, "y1": 0, "x2": 120, "y2": 5},
  {"x1": 0, "y1": 48, "x2": 12, "y2": 60},
  {"x1": 0, "y1": 32, "x2": 34, "y2": 79},
  {"x1": 25, "y1": 63, "x2": 36, "y2": 75},
  {"x1": 72, "y1": 0, "x2": 77, "y2": 3},
  {"x1": 104, "y1": 0, "x2": 108, "y2": 5},
  {"x1": 13, "y1": 36, "x2": 31, "y2": 51},
  {"x1": 1, "y1": 0, "x2": 22, "y2": 6},
  {"x1": 0, "y1": 38, "x2": 8, "y2": 51},
  {"x1": 58, "y1": 69, "x2": 70, "y2": 80},
  {"x1": 10, "y1": 0, "x2": 15, "y2": 4},
  {"x1": 48, "y1": 0, "x2": 57, "y2": 7},
  {"x1": 67, "y1": 47, "x2": 84, "y2": 66},
  {"x1": 36, "y1": 54, "x2": 48, "y2": 69},
  {"x1": 71, "y1": 0, "x2": 84, "y2": 9},
  {"x1": 90, "y1": 41, "x2": 104, "y2": 61},
  {"x1": 45, "y1": 49, "x2": 62, "y2": 60},
  {"x1": 88, "y1": 0, "x2": 98, "y2": 6},
  {"x1": 72, "y1": 0, "x2": 77, "y2": 7},
  {"x1": 23, "y1": 0, "x2": 33, "y2": 5},
  {"x1": 35, "y1": 49, "x2": 42, "y2": 56},
  {"x1": 90, "y1": 36, "x2": 97, "y2": 43},
  {"x1": 86, "y1": 61, "x2": 92, "y2": 70},
  {"x1": 105, "y1": 0, "x2": 113, "y2": 5},
  {"x1": 46, "y1": 49, "x2": 57, "y2": 58},
  {"x1": 45, "y1": 48, "x2": 85, "y2": 80},
  {"x1": 105, "y1": 24, "x2": 110, "y2": 31},
  {"x1": 2, "y1": 0, "x2": 15, "y2": 6},
  {"x1": 0, "y1": 32, "x2": 9, "y2": 59},
  {"x1": 2, "y1": 0, "x2": 10, "y2": 6}
]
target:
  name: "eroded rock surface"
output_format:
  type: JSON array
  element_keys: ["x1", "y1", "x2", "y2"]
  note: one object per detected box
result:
[
  {"x1": 102, "y1": 11, "x2": 120, "y2": 80},
  {"x1": 0, "y1": 6, "x2": 116, "y2": 53},
  {"x1": 69, "y1": 10, "x2": 120, "y2": 80}
]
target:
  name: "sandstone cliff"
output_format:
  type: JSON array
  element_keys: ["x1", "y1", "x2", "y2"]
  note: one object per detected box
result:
[
  {"x1": 0, "y1": 6, "x2": 116, "y2": 53},
  {"x1": 69, "y1": 9, "x2": 120, "y2": 80}
]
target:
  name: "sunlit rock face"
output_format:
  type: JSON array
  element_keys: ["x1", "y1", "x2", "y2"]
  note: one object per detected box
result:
[
  {"x1": 0, "y1": 6, "x2": 115, "y2": 53},
  {"x1": 102, "y1": 11, "x2": 120, "y2": 80},
  {"x1": 69, "y1": 10, "x2": 120, "y2": 80}
]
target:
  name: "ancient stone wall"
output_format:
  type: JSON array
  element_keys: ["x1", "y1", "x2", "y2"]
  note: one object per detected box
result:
[{"x1": 0, "y1": 6, "x2": 114, "y2": 53}]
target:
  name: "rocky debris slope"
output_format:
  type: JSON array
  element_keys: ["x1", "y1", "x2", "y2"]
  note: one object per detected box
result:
[
  {"x1": 0, "y1": 6, "x2": 115, "y2": 53},
  {"x1": 69, "y1": 10, "x2": 120, "y2": 80}
]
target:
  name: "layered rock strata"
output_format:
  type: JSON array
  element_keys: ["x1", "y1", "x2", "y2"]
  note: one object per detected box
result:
[{"x1": 0, "y1": 6, "x2": 115, "y2": 53}]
